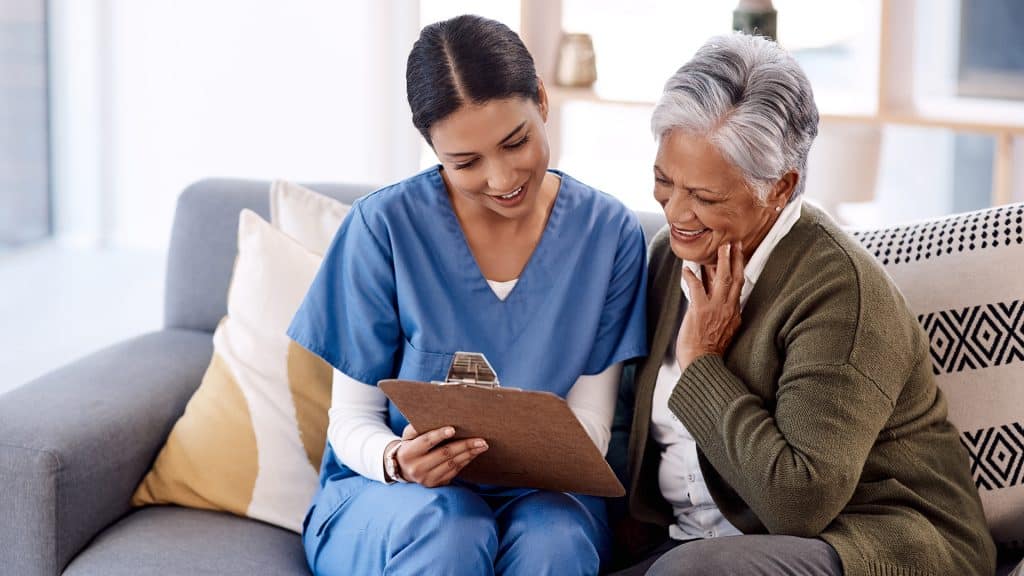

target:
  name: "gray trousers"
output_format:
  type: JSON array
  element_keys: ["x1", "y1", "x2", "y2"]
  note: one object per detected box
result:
[{"x1": 610, "y1": 535, "x2": 844, "y2": 576}]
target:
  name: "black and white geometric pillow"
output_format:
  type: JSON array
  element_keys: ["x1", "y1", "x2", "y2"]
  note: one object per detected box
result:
[{"x1": 850, "y1": 202, "x2": 1024, "y2": 552}]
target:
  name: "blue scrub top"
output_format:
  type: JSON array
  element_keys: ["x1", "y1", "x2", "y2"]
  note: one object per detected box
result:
[{"x1": 288, "y1": 166, "x2": 647, "y2": 483}]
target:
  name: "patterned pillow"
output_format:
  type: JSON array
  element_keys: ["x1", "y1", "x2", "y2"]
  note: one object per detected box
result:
[{"x1": 849, "y1": 202, "x2": 1024, "y2": 552}]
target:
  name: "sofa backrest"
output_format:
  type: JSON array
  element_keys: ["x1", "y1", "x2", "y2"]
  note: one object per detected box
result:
[
  {"x1": 164, "y1": 179, "x2": 376, "y2": 332},
  {"x1": 164, "y1": 178, "x2": 668, "y2": 333}
]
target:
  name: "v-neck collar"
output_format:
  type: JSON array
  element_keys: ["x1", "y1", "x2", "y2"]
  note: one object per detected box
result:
[{"x1": 430, "y1": 165, "x2": 567, "y2": 306}]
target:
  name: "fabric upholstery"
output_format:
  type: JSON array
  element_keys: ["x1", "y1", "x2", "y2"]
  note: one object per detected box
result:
[
  {"x1": 850, "y1": 203, "x2": 1024, "y2": 552},
  {"x1": 635, "y1": 211, "x2": 664, "y2": 246},
  {"x1": 0, "y1": 329, "x2": 212, "y2": 576},
  {"x1": 62, "y1": 506, "x2": 308, "y2": 576},
  {"x1": 164, "y1": 179, "x2": 375, "y2": 334}
]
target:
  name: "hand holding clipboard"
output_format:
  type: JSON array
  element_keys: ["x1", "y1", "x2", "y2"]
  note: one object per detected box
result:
[{"x1": 379, "y1": 352, "x2": 624, "y2": 497}]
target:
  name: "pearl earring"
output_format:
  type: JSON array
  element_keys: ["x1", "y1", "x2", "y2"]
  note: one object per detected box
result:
[{"x1": 775, "y1": 206, "x2": 782, "y2": 212}]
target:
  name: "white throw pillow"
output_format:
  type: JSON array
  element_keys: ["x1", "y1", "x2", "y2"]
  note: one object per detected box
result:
[{"x1": 270, "y1": 180, "x2": 350, "y2": 256}]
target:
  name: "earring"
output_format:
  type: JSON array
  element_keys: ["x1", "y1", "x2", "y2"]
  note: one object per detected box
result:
[{"x1": 775, "y1": 206, "x2": 782, "y2": 212}]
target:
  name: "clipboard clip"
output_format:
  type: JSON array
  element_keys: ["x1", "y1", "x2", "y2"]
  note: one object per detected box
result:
[{"x1": 433, "y1": 351, "x2": 501, "y2": 389}]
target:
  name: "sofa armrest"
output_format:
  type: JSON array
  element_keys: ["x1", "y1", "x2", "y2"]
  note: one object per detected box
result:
[{"x1": 0, "y1": 329, "x2": 212, "y2": 576}]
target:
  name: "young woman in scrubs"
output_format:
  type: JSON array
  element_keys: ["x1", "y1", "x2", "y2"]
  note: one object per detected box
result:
[{"x1": 288, "y1": 14, "x2": 647, "y2": 576}]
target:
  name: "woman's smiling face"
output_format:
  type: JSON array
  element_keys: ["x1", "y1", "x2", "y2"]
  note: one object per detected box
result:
[
  {"x1": 429, "y1": 93, "x2": 550, "y2": 222},
  {"x1": 654, "y1": 129, "x2": 791, "y2": 266}
]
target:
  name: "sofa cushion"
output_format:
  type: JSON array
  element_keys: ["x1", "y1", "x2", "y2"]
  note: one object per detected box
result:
[
  {"x1": 270, "y1": 180, "x2": 350, "y2": 256},
  {"x1": 849, "y1": 202, "x2": 1024, "y2": 552},
  {"x1": 62, "y1": 506, "x2": 309, "y2": 576},
  {"x1": 132, "y1": 211, "x2": 330, "y2": 533}
]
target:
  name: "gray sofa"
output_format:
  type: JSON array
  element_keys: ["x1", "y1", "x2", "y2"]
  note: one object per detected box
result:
[{"x1": 1, "y1": 178, "x2": 1020, "y2": 575}]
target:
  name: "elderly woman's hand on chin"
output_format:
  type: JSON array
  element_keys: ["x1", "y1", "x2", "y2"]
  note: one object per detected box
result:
[{"x1": 674, "y1": 240, "x2": 744, "y2": 373}]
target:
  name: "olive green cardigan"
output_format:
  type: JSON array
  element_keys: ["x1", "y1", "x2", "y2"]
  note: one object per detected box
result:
[{"x1": 627, "y1": 204, "x2": 996, "y2": 576}]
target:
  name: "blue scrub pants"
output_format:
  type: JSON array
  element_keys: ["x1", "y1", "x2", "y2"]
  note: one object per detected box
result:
[{"x1": 302, "y1": 475, "x2": 610, "y2": 576}]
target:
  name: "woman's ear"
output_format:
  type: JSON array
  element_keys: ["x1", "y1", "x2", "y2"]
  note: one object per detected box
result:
[
  {"x1": 768, "y1": 171, "x2": 799, "y2": 207},
  {"x1": 536, "y1": 76, "x2": 549, "y2": 123}
]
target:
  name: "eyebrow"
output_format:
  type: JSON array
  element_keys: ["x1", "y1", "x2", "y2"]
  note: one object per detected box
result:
[
  {"x1": 445, "y1": 121, "x2": 528, "y2": 157},
  {"x1": 654, "y1": 165, "x2": 721, "y2": 195}
]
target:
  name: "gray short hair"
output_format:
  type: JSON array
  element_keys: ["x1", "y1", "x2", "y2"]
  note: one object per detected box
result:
[{"x1": 651, "y1": 33, "x2": 819, "y2": 202}]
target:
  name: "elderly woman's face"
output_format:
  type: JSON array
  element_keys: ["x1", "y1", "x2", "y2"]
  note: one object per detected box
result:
[{"x1": 654, "y1": 130, "x2": 788, "y2": 267}]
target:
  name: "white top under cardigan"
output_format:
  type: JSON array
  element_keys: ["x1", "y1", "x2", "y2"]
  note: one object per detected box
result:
[
  {"x1": 329, "y1": 277, "x2": 621, "y2": 483},
  {"x1": 651, "y1": 197, "x2": 803, "y2": 541}
]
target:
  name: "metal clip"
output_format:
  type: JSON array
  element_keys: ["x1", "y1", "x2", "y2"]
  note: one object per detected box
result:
[{"x1": 434, "y1": 351, "x2": 500, "y2": 389}]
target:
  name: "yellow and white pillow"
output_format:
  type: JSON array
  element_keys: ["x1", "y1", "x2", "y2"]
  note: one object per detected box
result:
[{"x1": 133, "y1": 183, "x2": 351, "y2": 532}]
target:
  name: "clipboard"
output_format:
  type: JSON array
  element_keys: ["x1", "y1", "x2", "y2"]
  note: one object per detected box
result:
[{"x1": 379, "y1": 352, "x2": 625, "y2": 497}]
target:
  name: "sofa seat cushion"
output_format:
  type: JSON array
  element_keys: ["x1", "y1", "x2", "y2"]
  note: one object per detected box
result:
[{"x1": 62, "y1": 506, "x2": 309, "y2": 576}]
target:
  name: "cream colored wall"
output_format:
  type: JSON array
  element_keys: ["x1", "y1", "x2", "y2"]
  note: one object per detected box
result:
[{"x1": 49, "y1": 0, "x2": 422, "y2": 251}]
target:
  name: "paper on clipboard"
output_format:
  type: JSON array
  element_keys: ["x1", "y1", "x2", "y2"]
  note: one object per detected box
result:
[{"x1": 378, "y1": 352, "x2": 625, "y2": 497}]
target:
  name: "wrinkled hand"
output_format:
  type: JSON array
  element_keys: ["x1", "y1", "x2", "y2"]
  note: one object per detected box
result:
[
  {"x1": 675, "y1": 242, "x2": 745, "y2": 373},
  {"x1": 388, "y1": 424, "x2": 488, "y2": 488}
]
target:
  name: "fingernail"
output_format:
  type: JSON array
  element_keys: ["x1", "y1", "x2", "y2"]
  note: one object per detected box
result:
[
  {"x1": 445, "y1": 427, "x2": 455, "y2": 437},
  {"x1": 725, "y1": 242, "x2": 731, "y2": 256},
  {"x1": 475, "y1": 440, "x2": 487, "y2": 449}
]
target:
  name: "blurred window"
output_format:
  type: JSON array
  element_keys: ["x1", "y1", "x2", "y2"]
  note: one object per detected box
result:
[
  {"x1": 0, "y1": 1, "x2": 50, "y2": 249},
  {"x1": 958, "y1": 0, "x2": 1024, "y2": 100}
]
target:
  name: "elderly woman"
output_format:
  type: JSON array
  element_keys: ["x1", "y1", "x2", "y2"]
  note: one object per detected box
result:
[{"x1": 619, "y1": 34, "x2": 996, "y2": 576}]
